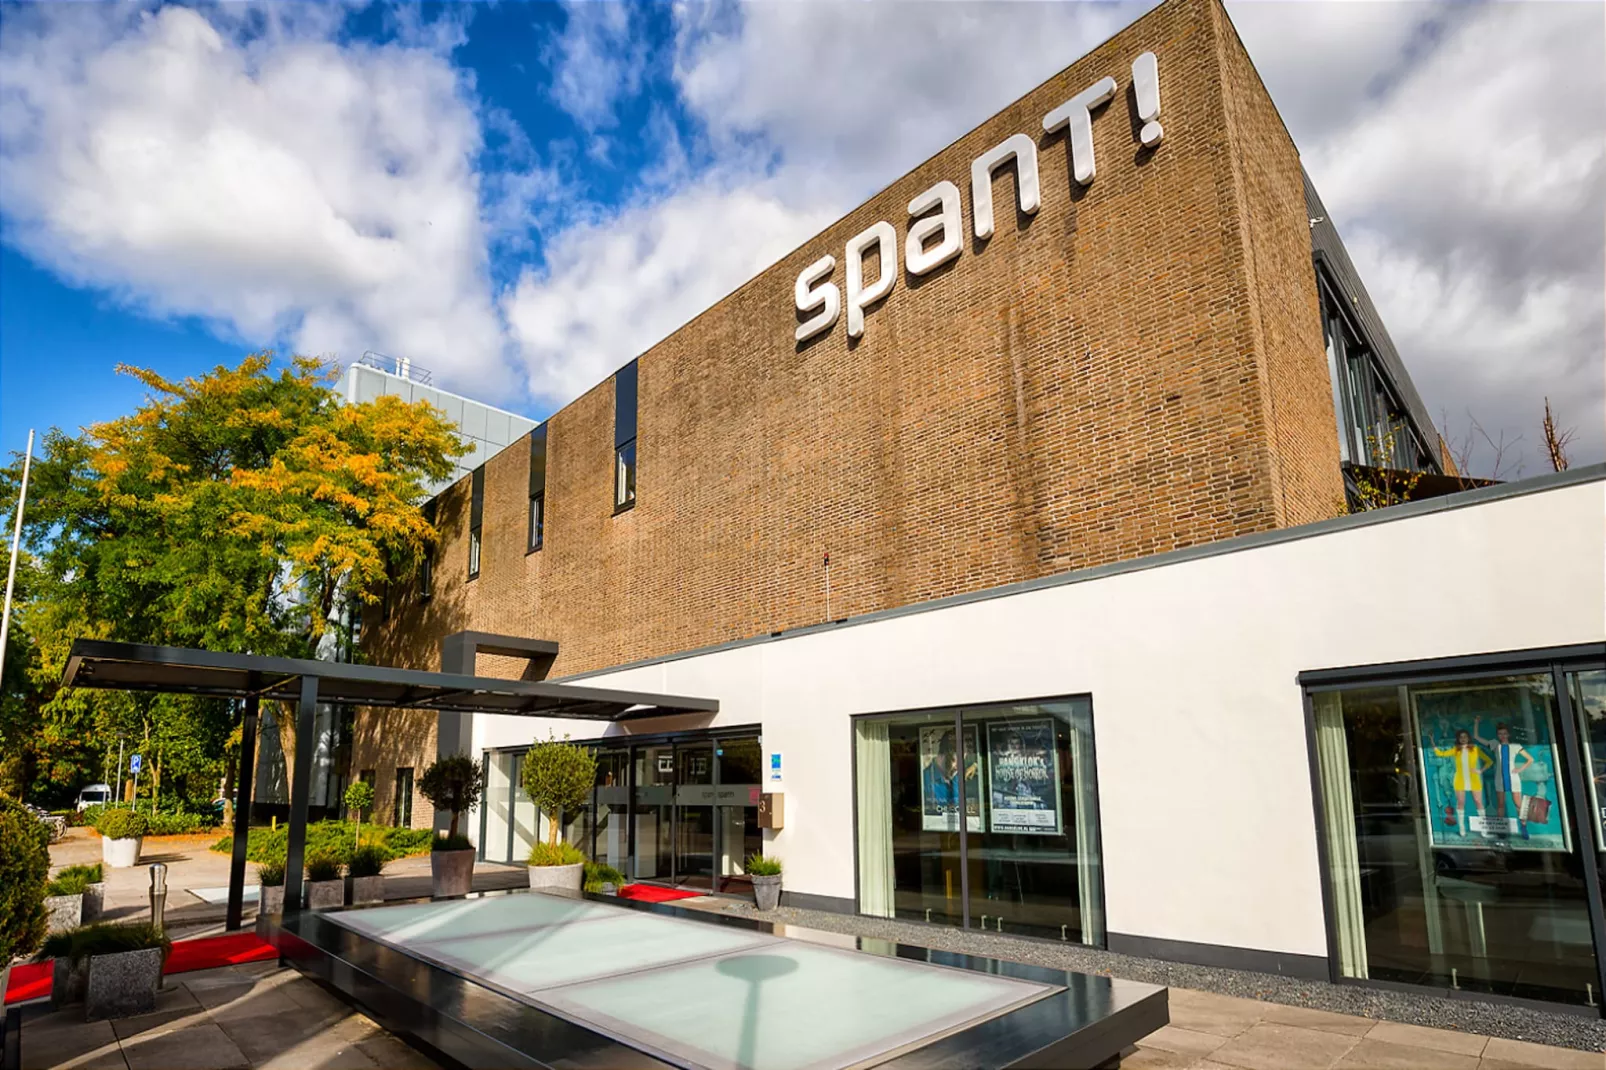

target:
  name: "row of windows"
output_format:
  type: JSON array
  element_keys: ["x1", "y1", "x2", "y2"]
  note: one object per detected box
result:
[{"x1": 462, "y1": 360, "x2": 638, "y2": 583}]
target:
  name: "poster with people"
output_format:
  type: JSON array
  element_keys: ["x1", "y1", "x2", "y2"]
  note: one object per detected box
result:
[
  {"x1": 986, "y1": 719, "x2": 1062, "y2": 835},
  {"x1": 1412, "y1": 684, "x2": 1570, "y2": 852},
  {"x1": 918, "y1": 724, "x2": 983, "y2": 832}
]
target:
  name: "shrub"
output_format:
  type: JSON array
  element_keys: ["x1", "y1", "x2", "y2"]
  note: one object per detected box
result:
[
  {"x1": 432, "y1": 832, "x2": 474, "y2": 853},
  {"x1": 304, "y1": 851, "x2": 342, "y2": 882},
  {"x1": 0, "y1": 796, "x2": 51, "y2": 964},
  {"x1": 348, "y1": 844, "x2": 388, "y2": 878},
  {"x1": 744, "y1": 854, "x2": 782, "y2": 877},
  {"x1": 418, "y1": 755, "x2": 483, "y2": 839},
  {"x1": 521, "y1": 737, "x2": 596, "y2": 848},
  {"x1": 45, "y1": 864, "x2": 104, "y2": 897},
  {"x1": 95, "y1": 808, "x2": 149, "y2": 840},
  {"x1": 528, "y1": 841, "x2": 585, "y2": 867},
  {"x1": 582, "y1": 861, "x2": 626, "y2": 892},
  {"x1": 256, "y1": 858, "x2": 287, "y2": 887},
  {"x1": 211, "y1": 821, "x2": 432, "y2": 864},
  {"x1": 44, "y1": 922, "x2": 170, "y2": 964}
]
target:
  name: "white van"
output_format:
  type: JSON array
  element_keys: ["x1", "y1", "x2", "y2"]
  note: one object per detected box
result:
[{"x1": 75, "y1": 783, "x2": 112, "y2": 811}]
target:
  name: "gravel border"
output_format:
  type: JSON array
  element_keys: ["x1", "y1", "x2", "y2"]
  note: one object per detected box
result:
[{"x1": 685, "y1": 898, "x2": 1606, "y2": 1053}]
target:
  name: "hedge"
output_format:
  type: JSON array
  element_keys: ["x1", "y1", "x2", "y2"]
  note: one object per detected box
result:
[
  {"x1": 0, "y1": 797, "x2": 50, "y2": 964},
  {"x1": 211, "y1": 821, "x2": 435, "y2": 865}
]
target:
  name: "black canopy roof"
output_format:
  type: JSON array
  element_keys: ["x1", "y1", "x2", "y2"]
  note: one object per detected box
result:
[{"x1": 61, "y1": 639, "x2": 718, "y2": 722}]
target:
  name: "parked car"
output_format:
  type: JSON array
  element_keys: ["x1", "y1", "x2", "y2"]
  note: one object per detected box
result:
[{"x1": 75, "y1": 784, "x2": 113, "y2": 811}]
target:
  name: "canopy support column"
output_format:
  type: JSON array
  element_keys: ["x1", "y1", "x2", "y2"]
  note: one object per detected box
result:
[
  {"x1": 283, "y1": 676, "x2": 318, "y2": 913},
  {"x1": 225, "y1": 694, "x2": 259, "y2": 930}
]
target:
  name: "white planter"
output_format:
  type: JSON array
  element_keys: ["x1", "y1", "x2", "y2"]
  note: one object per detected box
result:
[
  {"x1": 102, "y1": 836, "x2": 142, "y2": 868},
  {"x1": 431, "y1": 849, "x2": 475, "y2": 897},
  {"x1": 44, "y1": 893, "x2": 83, "y2": 934},
  {"x1": 527, "y1": 862, "x2": 584, "y2": 893},
  {"x1": 259, "y1": 884, "x2": 285, "y2": 916},
  {"x1": 351, "y1": 875, "x2": 385, "y2": 905},
  {"x1": 305, "y1": 879, "x2": 344, "y2": 911}
]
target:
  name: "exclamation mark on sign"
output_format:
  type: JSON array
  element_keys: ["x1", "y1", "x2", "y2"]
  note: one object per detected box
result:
[{"x1": 1133, "y1": 52, "x2": 1163, "y2": 148}]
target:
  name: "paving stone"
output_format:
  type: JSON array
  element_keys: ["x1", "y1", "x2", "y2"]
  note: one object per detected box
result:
[
  {"x1": 354, "y1": 1034, "x2": 443, "y2": 1070},
  {"x1": 1337, "y1": 1038, "x2": 1482, "y2": 1070},
  {"x1": 118, "y1": 1020, "x2": 249, "y2": 1070},
  {"x1": 1122, "y1": 1047, "x2": 1216, "y2": 1070},
  {"x1": 107, "y1": 985, "x2": 204, "y2": 1040},
  {"x1": 1262, "y1": 1003, "x2": 1377, "y2": 1036},
  {"x1": 1141, "y1": 1025, "x2": 1232, "y2": 1057},
  {"x1": 1167, "y1": 991, "x2": 1270, "y2": 1039},
  {"x1": 1209, "y1": 1022, "x2": 1361, "y2": 1070},
  {"x1": 200, "y1": 981, "x2": 305, "y2": 1023},
  {"x1": 18, "y1": 1016, "x2": 126, "y2": 1070},
  {"x1": 1478, "y1": 1038, "x2": 1606, "y2": 1070},
  {"x1": 1366, "y1": 1021, "x2": 1490, "y2": 1058}
]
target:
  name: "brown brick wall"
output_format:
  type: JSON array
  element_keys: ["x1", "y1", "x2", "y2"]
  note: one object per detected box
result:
[{"x1": 356, "y1": 0, "x2": 1347, "y2": 779}]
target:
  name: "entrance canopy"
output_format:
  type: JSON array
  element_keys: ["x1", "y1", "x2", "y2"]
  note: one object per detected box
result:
[
  {"x1": 62, "y1": 639, "x2": 719, "y2": 721},
  {"x1": 60, "y1": 637, "x2": 720, "y2": 929}
]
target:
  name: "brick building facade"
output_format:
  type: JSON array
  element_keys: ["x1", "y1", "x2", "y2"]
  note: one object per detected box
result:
[{"x1": 356, "y1": 0, "x2": 1442, "y2": 825}]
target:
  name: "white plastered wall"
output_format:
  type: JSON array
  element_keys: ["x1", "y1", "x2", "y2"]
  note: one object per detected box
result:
[{"x1": 472, "y1": 477, "x2": 1606, "y2": 961}]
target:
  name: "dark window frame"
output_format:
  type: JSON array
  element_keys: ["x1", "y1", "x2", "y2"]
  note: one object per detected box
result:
[
  {"x1": 468, "y1": 466, "x2": 485, "y2": 580},
  {"x1": 613, "y1": 361, "x2": 638, "y2": 514},
  {"x1": 1299, "y1": 642, "x2": 1606, "y2": 1015},
  {"x1": 528, "y1": 425, "x2": 547, "y2": 553}
]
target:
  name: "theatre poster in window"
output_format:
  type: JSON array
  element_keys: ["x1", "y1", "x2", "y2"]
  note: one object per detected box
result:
[
  {"x1": 919, "y1": 724, "x2": 983, "y2": 833},
  {"x1": 986, "y1": 719, "x2": 1062, "y2": 835},
  {"x1": 1411, "y1": 683, "x2": 1570, "y2": 853}
]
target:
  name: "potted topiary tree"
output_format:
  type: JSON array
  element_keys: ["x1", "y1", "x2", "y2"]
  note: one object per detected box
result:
[
  {"x1": 348, "y1": 844, "x2": 389, "y2": 905},
  {"x1": 97, "y1": 808, "x2": 149, "y2": 868},
  {"x1": 418, "y1": 754, "x2": 484, "y2": 897},
  {"x1": 256, "y1": 856, "x2": 287, "y2": 916},
  {"x1": 303, "y1": 850, "x2": 345, "y2": 910},
  {"x1": 345, "y1": 778, "x2": 374, "y2": 850},
  {"x1": 746, "y1": 854, "x2": 783, "y2": 911},
  {"x1": 1, "y1": 796, "x2": 51, "y2": 1006},
  {"x1": 522, "y1": 736, "x2": 596, "y2": 893}
]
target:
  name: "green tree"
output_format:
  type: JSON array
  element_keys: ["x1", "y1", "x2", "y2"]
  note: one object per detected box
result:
[
  {"x1": 0, "y1": 354, "x2": 467, "y2": 803},
  {"x1": 0, "y1": 796, "x2": 50, "y2": 965},
  {"x1": 418, "y1": 754, "x2": 483, "y2": 840},
  {"x1": 521, "y1": 736, "x2": 597, "y2": 848},
  {"x1": 345, "y1": 778, "x2": 375, "y2": 849}
]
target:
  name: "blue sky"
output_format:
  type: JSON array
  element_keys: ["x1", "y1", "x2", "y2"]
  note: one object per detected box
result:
[{"x1": 1, "y1": 0, "x2": 1601, "y2": 476}]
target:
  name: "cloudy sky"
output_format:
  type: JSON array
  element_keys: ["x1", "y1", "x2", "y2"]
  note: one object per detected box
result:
[{"x1": 0, "y1": 0, "x2": 1600, "y2": 478}]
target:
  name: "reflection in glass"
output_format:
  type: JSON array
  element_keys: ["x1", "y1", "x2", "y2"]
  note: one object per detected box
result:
[
  {"x1": 594, "y1": 749, "x2": 630, "y2": 873},
  {"x1": 1569, "y1": 671, "x2": 1606, "y2": 853},
  {"x1": 481, "y1": 752, "x2": 515, "y2": 863},
  {"x1": 634, "y1": 746, "x2": 674, "y2": 882},
  {"x1": 1313, "y1": 675, "x2": 1600, "y2": 1006}
]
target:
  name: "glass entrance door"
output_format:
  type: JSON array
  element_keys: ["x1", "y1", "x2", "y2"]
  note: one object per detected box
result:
[
  {"x1": 716, "y1": 737, "x2": 763, "y2": 894},
  {"x1": 634, "y1": 745, "x2": 674, "y2": 882},
  {"x1": 593, "y1": 748, "x2": 631, "y2": 875},
  {"x1": 674, "y1": 743, "x2": 716, "y2": 890}
]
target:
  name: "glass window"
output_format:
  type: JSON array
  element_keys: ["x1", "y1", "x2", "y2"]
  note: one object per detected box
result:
[
  {"x1": 594, "y1": 749, "x2": 631, "y2": 874},
  {"x1": 528, "y1": 492, "x2": 544, "y2": 552},
  {"x1": 481, "y1": 752, "x2": 515, "y2": 863},
  {"x1": 528, "y1": 425, "x2": 547, "y2": 553},
  {"x1": 393, "y1": 767, "x2": 413, "y2": 828},
  {"x1": 1569, "y1": 671, "x2": 1606, "y2": 853},
  {"x1": 1312, "y1": 674, "x2": 1600, "y2": 1006},
  {"x1": 468, "y1": 529, "x2": 482, "y2": 579},
  {"x1": 615, "y1": 440, "x2": 636, "y2": 509},
  {"x1": 854, "y1": 698, "x2": 1104, "y2": 945},
  {"x1": 468, "y1": 466, "x2": 485, "y2": 579}
]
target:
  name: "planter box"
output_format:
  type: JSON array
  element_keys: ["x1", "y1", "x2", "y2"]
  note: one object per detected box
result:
[
  {"x1": 44, "y1": 893, "x2": 83, "y2": 934},
  {"x1": 752, "y1": 874, "x2": 783, "y2": 912},
  {"x1": 260, "y1": 884, "x2": 285, "y2": 916},
  {"x1": 431, "y1": 849, "x2": 475, "y2": 898},
  {"x1": 351, "y1": 875, "x2": 385, "y2": 905},
  {"x1": 527, "y1": 862, "x2": 583, "y2": 894},
  {"x1": 102, "y1": 836, "x2": 142, "y2": 869},
  {"x1": 86, "y1": 947, "x2": 162, "y2": 1020},
  {"x1": 52, "y1": 955, "x2": 89, "y2": 1008},
  {"x1": 306, "y1": 879, "x2": 344, "y2": 911},
  {"x1": 83, "y1": 882, "x2": 106, "y2": 922}
]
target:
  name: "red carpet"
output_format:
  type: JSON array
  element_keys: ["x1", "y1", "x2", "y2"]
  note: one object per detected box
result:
[
  {"x1": 5, "y1": 933, "x2": 276, "y2": 1005},
  {"x1": 616, "y1": 883, "x2": 704, "y2": 903}
]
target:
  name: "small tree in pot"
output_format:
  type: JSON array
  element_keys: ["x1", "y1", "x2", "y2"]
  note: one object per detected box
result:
[
  {"x1": 96, "y1": 808, "x2": 149, "y2": 868},
  {"x1": 419, "y1": 754, "x2": 483, "y2": 897},
  {"x1": 746, "y1": 854, "x2": 783, "y2": 911},
  {"x1": 345, "y1": 778, "x2": 375, "y2": 850},
  {"x1": 521, "y1": 736, "x2": 596, "y2": 893},
  {"x1": 1, "y1": 797, "x2": 50, "y2": 1004}
]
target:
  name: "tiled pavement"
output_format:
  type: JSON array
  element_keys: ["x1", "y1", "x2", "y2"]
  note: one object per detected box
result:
[
  {"x1": 17, "y1": 961, "x2": 438, "y2": 1070},
  {"x1": 1127, "y1": 988, "x2": 1605, "y2": 1070}
]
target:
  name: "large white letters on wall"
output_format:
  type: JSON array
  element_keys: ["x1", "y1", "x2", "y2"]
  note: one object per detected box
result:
[
  {"x1": 905, "y1": 181, "x2": 963, "y2": 277},
  {"x1": 792, "y1": 51, "x2": 1162, "y2": 343}
]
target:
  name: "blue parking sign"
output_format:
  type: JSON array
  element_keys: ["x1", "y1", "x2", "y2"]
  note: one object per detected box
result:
[{"x1": 130, "y1": 754, "x2": 142, "y2": 774}]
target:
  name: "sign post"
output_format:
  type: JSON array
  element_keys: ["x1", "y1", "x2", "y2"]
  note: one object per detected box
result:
[{"x1": 130, "y1": 753, "x2": 142, "y2": 807}]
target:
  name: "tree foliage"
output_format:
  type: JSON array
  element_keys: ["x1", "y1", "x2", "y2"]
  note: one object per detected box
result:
[
  {"x1": 0, "y1": 354, "x2": 467, "y2": 804},
  {"x1": 0, "y1": 796, "x2": 50, "y2": 964},
  {"x1": 418, "y1": 754, "x2": 483, "y2": 839},
  {"x1": 521, "y1": 736, "x2": 597, "y2": 847}
]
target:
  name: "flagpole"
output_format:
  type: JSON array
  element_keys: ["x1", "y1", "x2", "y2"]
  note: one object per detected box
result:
[{"x1": 0, "y1": 428, "x2": 36, "y2": 693}]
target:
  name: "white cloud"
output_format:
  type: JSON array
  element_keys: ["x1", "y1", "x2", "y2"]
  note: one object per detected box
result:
[
  {"x1": 546, "y1": 1, "x2": 647, "y2": 133},
  {"x1": 0, "y1": 3, "x2": 513, "y2": 394},
  {"x1": 1229, "y1": 1, "x2": 1606, "y2": 473}
]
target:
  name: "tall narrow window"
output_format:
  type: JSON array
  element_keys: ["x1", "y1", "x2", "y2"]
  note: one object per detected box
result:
[
  {"x1": 528, "y1": 425, "x2": 547, "y2": 553},
  {"x1": 468, "y1": 466, "x2": 484, "y2": 579},
  {"x1": 420, "y1": 500, "x2": 436, "y2": 601},
  {"x1": 614, "y1": 360, "x2": 638, "y2": 512},
  {"x1": 393, "y1": 767, "x2": 414, "y2": 828}
]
